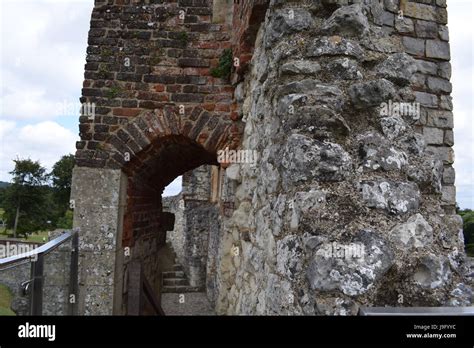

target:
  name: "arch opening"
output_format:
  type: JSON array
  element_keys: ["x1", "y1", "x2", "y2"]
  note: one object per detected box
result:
[{"x1": 121, "y1": 134, "x2": 221, "y2": 315}]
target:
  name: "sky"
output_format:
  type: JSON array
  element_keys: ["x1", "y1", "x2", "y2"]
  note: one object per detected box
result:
[{"x1": 0, "y1": 0, "x2": 472, "y2": 206}]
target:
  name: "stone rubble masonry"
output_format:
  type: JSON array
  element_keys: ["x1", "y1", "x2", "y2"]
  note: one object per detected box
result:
[
  {"x1": 70, "y1": 0, "x2": 470, "y2": 315},
  {"x1": 215, "y1": 0, "x2": 470, "y2": 315}
]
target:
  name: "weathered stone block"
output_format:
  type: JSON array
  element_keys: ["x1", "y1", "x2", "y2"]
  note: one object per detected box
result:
[
  {"x1": 376, "y1": 53, "x2": 417, "y2": 86},
  {"x1": 266, "y1": 8, "x2": 313, "y2": 46},
  {"x1": 281, "y1": 134, "x2": 352, "y2": 186},
  {"x1": 390, "y1": 213, "x2": 433, "y2": 250},
  {"x1": 415, "y1": 19, "x2": 438, "y2": 38},
  {"x1": 402, "y1": 36, "x2": 425, "y2": 56},
  {"x1": 360, "y1": 180, "x2": 420, "y2": 214},
  {"x1": 444, "y1": 129, "x2": 454, "y2": 146},
  {"x1": 307, "y1": 36, "x2": 364, "y2": 59},
  {"x1": 426, "y1": 40, "x2": 450, "y2": 60},
  {"x1": 441, "y1": 185, "x2": 456, "y2": 204},
  {"x1": 426, "y1": 145, "x2": 454, "y2": 164},
  {"x1": 414, "y1": 91, "x2": 438, "y2": 108},
  {"x1": 348, "y1": 79, "x2": 396, "y2": 108},
  {"x1": 404, "y1": 2, "x2": 447, "y2": 24},
  {"x1": 358, "y1": 132, "x2": 408, "y2": 171},
  {"x1": 426, "y1": 110, "x2": 453, "y2": 128},
  {"x1": 395, "y1": 17, "x2": 414, "y2": 33},
  {"x1": 307, "y1": 230, "x2": 394, "y2": 296},
  {"x1": 438, "y1": 62, "x2": 451, "y2": 79},
  {"x1": 280, "y1": 60, "x2": 321, "y2": 76},
  {"x1": 442, "y1": 166, "x2": 456, "y2": 185},
  {"x1": 423, "y1": 126, "x2": 444, "y2": 145},
  {"x1": 439, "y1": 26, "x2": 449, "y2": 41},
  {"x1": 439, "y1": 96, "x2": 453, "y2": 111},
  {"x1": 321, "y1": 4, "x2": 369, "y2": 37},
  {"x1": 415, "y1": 59, "x2": 438, "y2": 75},
  {"x1": 412, "y1": 254, "x2": 451, "y2": 289}
]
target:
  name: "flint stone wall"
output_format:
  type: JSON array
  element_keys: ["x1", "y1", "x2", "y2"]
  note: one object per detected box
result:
[{"x1": 215, "y1": 0, "x2": 471, "y2": 315}]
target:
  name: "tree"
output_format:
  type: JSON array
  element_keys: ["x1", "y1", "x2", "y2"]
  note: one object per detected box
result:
[
  {"x1": 50, "y1": 154, "x2": 75, "y2": 214},
  {"x1": 458, "y1": 208, "x2": 474, "y2": 257},
  {"x1": 3, "y1": 159, "x2": 48, "y2": 238}
]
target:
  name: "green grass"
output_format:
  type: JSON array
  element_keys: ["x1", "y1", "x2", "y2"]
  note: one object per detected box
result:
[
  {"x1": 0, "y1": 229, "x2": 49, "y2": 243},
  {"x1": 25, "y1": 230, "x2": 49, "y2": 243},
  {"x1": 0, "y1": 284, "x2": 15, "y2": 316}
]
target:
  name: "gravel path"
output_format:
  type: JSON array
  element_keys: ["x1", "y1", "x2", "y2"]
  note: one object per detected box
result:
[{"x1": 161, "y1": 292, "x2": 215, "y2": 315}]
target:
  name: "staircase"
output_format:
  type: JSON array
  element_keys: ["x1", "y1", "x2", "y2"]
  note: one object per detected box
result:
[
  {"x1": 161, "y1": 262, "x2": 202, "y2": 293},
  {"x1": 161, "y1": 244, "x2": 215, "y2": 315}
]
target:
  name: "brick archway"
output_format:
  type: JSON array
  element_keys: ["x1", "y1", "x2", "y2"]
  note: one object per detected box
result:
[
  {"x1": 98, "y1": 105, "x2": 242, "y2": 248},
  {"x1": 103, "y1": 106, "x2": 242, "y2": 173},
  {"x1": 70, "y1": 0, "x2": 271, "y2": 315}
]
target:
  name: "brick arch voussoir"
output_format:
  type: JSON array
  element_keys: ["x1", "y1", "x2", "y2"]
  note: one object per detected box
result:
[{"x1": 104, "y1": 106, "x2": 242, "y2": 171}]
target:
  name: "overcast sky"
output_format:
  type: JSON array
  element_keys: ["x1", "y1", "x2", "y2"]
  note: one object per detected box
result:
[{"x1": 0, "y1": 0, "x2": 472, "y2": 206}]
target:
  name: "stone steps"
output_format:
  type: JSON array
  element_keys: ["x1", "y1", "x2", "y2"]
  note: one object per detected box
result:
[
  {"x1": 163, "y1": 278, "x2": 188, "y2": 286},
  {"x1": 161, "y1": 244, "x2": 198, "y2": 293},
  {"x1": 162, "y1": 271, "x2": 185, "y2": 278},
  {"x1": 172, "y1": 264, "x2": 184, "y2": 272},
  {"x1": 161, "y1": 285, "x2": 203, "y2": 293}
]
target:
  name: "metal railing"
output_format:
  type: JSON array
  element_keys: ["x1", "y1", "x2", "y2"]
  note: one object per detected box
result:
[{"x1": 0, "y1": 230, "x2": 78, "y2": 315}]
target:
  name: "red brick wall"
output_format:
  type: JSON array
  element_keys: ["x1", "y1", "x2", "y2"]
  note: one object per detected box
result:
[
  {"x1": 77, "y1": 0, "x2": 238, "y2": 170},
  {"x1": 77, "y1": 0, "x2": 270, "y2": 247},
  {"x1": 231, "y1": 0, "x2": 269, "y2": 80}
]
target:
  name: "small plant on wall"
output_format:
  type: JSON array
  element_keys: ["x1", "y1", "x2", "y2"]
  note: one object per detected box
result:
[
  {"x1": 211, "y1": 48, "x2": 233, "y2": 81},
  {"x1": 178, "y1": 31, "x2": 189, "y2": 46},
  {"x1": 106, "y1": 85, "x2": 122, "y2": 99}
]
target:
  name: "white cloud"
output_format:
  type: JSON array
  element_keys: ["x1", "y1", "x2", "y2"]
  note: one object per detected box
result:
[
  {"x1": 0, "y1": 121, "x2": 78, "y2": 181},
  {"x1": 0, "y1": 0, "x2": 93, "y2": 120},
  {"x1": 449, "y1": 0, "x2": 474, "y2": 208}
]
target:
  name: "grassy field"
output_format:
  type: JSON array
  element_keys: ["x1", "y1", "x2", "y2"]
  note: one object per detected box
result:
[
  {"x1": 0, "y1": 229, "x2": 49, "y2": 243},
  {"x1": 0, "y1": 284, "x2": 15, "y2": 316},
  {"x1": 0, "y1": 208, "x2": 50, "y2": 243}
]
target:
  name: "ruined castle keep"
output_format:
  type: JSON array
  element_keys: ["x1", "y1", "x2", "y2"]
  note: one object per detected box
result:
[{"x1": 71, "y1": 0, "x2": 471, "y2": 315}]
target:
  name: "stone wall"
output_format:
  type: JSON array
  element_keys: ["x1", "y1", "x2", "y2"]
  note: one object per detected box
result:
[
  {"x1": 0, "y1": 236, "x2": 73, "y2": 316},
  {"x1": 163, "y1": 165, "x2": 222, "y2": 297},
  {"x1": 216, "y1": 0, "x2": 471, "y2": 315},
  {"x1": 71, "y1": 0, "x2": 471, "y2": 315},
  {"x1": 163, "y1": 193, "x2": 185, "y2": 266},
  {"x1": 0, "y1": 262, "x2": 30, "y2": 315}
]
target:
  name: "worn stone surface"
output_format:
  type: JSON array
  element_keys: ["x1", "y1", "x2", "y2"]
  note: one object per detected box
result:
[
  {"x1": 349, "y1": 79, "x2": 396, "y2": 108},
  {"x1": 321, "y1": 4, "x2": 369, "y2": 37},
  {"x1": 280, "y1": 60, "x2": 321, "y2": 76},
  {"x1": 67, "y1": 0, "x2": 467, "y2": 316},
  {"x1": 281, "y1": 134, "x2": 352, "y2": 186},
  {"x1": 376, "y1": 53, "x2": 417, "y2": 86},
  {"x1": 358, "y1": 132, "x2": 408, "y2": 171},
  {"x1": 360, "y1": 180, "x2": 420, "y2": 214},
  {"x1": 390, "y1": 214, "x2": 433, "y2": 250},
  {"x1": 71, "y1": 167, "x2": 124, "y2": 315},
  {"x1": 307, "y1": 230, "x2": 394, "y2": 296}
]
